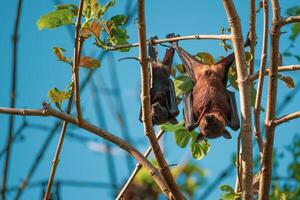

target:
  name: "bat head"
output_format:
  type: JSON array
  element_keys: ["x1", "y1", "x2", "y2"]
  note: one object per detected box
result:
[
  {"x1": 151, "y1": 101, "x2": 169, "y2": 125},
  {"x1": 199, "y1": 112, "x2": 226, "y2": 138}
]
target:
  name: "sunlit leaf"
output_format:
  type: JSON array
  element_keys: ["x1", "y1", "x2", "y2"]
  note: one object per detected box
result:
[
  {"x1": 37, "y1": 6, "x2": 77, "y2": 30},
  {"x1": 176, "y1": 64, "x2": 186, "y2": 74},
  {"x1": 82, "y1": 19, "x2": 102, "y2": 39},
  {"x1": 174, "y1": 129, "x2": 191, "y2": 148},
  {"x1": 190, "y1": 132, "x2": 210, "y2": 160},
  {"x1": 48, "y1": 87, "x2": 71, "y2": 111},
  {"x1": 228, "y1": 64, "x2": 238, "y2": 90},
  {"x1": 219, "y1": 184, "x2": 241, "y2": 200},
  {"x1": 100, "y1": 0, "x2": 115, "y2": 17},
  {"x1": 173, "y1": 75, "x2": 194, "y2": 97},
  {"x1": 79, "y1": 56, "x2": 101, "y2": 68},
  {"x1": 195, "y1": 52, "x2": 215, "y2": 64}
]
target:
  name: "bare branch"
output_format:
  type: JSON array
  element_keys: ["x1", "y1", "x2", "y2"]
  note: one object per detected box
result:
[
  {"x1": 281, "y1": 16, "x2": 300, "y2": 26},
  {"x1": 254, "y1": 0, "x2": 269, "y2": 156},
  {"x1": 1, "y1": 1, "x2": 23, "y2": 199},
  {"x1": 72, "y1": 0, "x2": 85, "y2": 122},
  {"x1": 43, "y1": 91, "x2": 74, "y2": 200},
  {"x1": 249, "y1": 65, "x2": 300, "y2": 81},
  {"x1": 116, "y1": 130, "x2": 165, "y2": 200},
  {"x1": 222, "y1": 0, "x2": 253, "y2": 199},
  {"x1": 272, "y1": 111, "x2": 300, "y2": 126},
  {"x1": 249, "y1": 0, "x2": 256, "y2": 75},
  {"x1": 106, "y1": 34, "x2": 231, "y2": 51},
  {"x1": 137, "y1": 0, "x2": 184, "y2": 199},
  {"x1": 0, "y1": 106, "x2": 172, "y2": 197},
  {"x1": 258, "y1": 0, "x2": 282, "y2": 199}
]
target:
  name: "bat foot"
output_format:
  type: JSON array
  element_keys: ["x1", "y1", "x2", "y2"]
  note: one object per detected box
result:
[{"x1": 222, "y1": 130, "x2": 232, "y2": 139}]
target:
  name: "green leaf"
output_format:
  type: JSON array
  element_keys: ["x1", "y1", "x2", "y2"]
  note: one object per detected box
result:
[
  {"x1": 174, "y1": 129, "x2": 191, "y2": 148},
  {"x1": 110, "y1": 15, "x2": 126, "y2": 25},
  {"x1": 161, "y1": 121, "x2": 185, "y2": 132},
  {"x1": 290, "y1": 23, "x2": 300, "y2": 41},
  {"x1": 190, "y1": 132, "x2": 210, "y2": 160},
  {"x1": 228, "y1": 64, "x2": 238, "y2": 90},
  {"x1": 219, "y1": 184, "x2": 241, "y2": 200},
  {"x1": 100, "y1": 0, "x2": 115, "y2": 16},
  {"x1": 55, "y1": 4, "x2": 78, "y2": 15},
  {"x1": 48, "y1": 87, "x2": 72, "y2": 111},
  {"x1": 79, "y1": 56, "x2": 101, "y2": 68},
  {"x1": 173, "y1": 75, "x2": 194, "y2": 97},
  {"x1": 37, "y1": 7, "x2": 76, "y2": 30},
  {"x1": 195, "y1": 52, "x2": 215, "y2": 64}
]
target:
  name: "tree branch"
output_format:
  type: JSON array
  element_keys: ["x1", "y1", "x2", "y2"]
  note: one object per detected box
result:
[
  {"x1": 0, "y1": 106, "x2": 172, "y2": 197},
  {"x1": 1, "y1": 1, "x2": 23, "y2": 199},
  {"x1": 105, "y1": 34, "x2": 231, "y2": 51},
  {"x1": 116, "y1": 130, "x2": 165, "y2": 200},
  {"x1": 272, "y1": 111, "x2": 300, "y2": 126},
  {"x1": 281, "y1": 16, "x2": 300, "y2": 26},
  {"x1": 249, "y1": 0, "x2": 256, "y2": 75},
  {"x1": 222, "y1": 0, "x2": 253, "y2": 199},
  {"x1": 249, "y1": 65, "x2": 300, "y2": 81},
  {"x1": 258, "y1": 0, "x2": 281, "y2": 199},
  {"x1": 254, "y1": 0, "x2": 269, "y2": 156},
  {"x1": 137, "y1": 0, "x2": 184, "y2": 199},
  {"x1": 43, "y1": 92, "x2": 74, "y2": 200},
  {"x1": 72, "y1": 0, "x2": 84, "y2": 122}
]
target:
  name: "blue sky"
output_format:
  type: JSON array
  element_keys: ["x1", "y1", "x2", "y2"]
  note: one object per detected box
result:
[{"x1": 1, "y1": 0, "x2": 300, "y2": 199}]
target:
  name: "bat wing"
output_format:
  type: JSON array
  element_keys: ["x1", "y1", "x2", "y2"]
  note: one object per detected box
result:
[
  {"x1": 226, "y1": 90, "x2": 240, "y2": 131},
  {"x1": 172, "y1": 42, "x2": 204, "y2": 83},
  {"x1": 183, "y1": 92, "x2": 198, "y2": 131},
  {"x1": 166, "y1": 79, "x2": 179, "y2": 116}
]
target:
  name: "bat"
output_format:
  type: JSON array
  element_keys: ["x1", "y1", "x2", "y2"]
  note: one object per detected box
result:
[
  {"x1": 172, "y1": 38, "x2": 241, "y2": 140},
  {"x1": 139, "y1": 35, "x2": 179, "y2": 125}
]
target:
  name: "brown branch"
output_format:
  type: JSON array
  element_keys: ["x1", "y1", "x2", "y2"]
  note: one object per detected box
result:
[
  {"x1": 254, "y1": 0, "x2": 269, "y2": 156},
  {"x1": 222, "y1": 0, "x2": 253, "y2": 199},
  {"x1": 258, "y1": 0, "x2": 281, "y2": 199},
  {"x1": 1, "y1": 1, "x2": 23, "y2": 199},
  {"x1": 43, "y1": 92, "x2": 74, "y2": 200},
  {"x1": 106, "y1": 34, "x2": 231, "y2": 51},
  {"x1": 0, "y1": 106, "x2": 172, "y2": 197},
  {"x1": 249, "y1": 0, "x2": 256, "y2": 75},
  {"x1": 281, "y1": 16, "x2": 300, "y2": 26},
  {"x1": 72, "y1": 0, "x2": 84, "y2": 122},
  {"x1": 249, "y1": 65, "x2": 300, "y2": 81},
  {"x1": 272, "y1": 111, "x2": 300, "y2": 126},
  {"x1": 116, "y1": 130, "x2": 165, "y2": 200},
  {"x1": 137, "y1": 0, "x2": 184, "y2": 199}
]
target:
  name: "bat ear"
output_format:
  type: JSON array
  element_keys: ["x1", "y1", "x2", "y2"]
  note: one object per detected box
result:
[
  {"x1": 222, "y1": 129, "x2": 232, "y2": 139},
  {"x1": 217, "y1": 53, "x2": 235, "y2": 69}
]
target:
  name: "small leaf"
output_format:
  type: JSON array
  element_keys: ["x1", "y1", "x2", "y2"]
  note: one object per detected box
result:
[
  {"x1": 48, "y1": 87, "x2": 71, "y2": 111},
  {"x1": 110, "y1": 15, "x2": 126, "y2": 26},
  {"x1": 176, "y1": 64, "x2": 186, "y2": 74},
  {"x1": 173, "y1": 75, "x2": 194, "y2": 97},
  {"x1": 195, "y1": 52, "x2": 215, "y2": 64},
  {"x1": 219, "y1": 184, "x2": 241, "y2": 200},
  {"x1": 228, "y1": 64, "x2": 238, "y2": 90},
  {"x1": 278, "y1": 74, "x2": 295, "y2": 88},
  {"x1": 190, "y1": 132, "x2": 210, "y2": 160},
  {"x1": 79, "y1": 56, "x2": 101, "y2": 68},
  {"x1": 161, "y1": 121, "x2": 185, "y2": 132},
  {"x1": 100, "y1": 0, "x2": 115, "y2": 16},
  {"x1": 174, "y1": 129, "x2": 191, "y2": 148},
  {"x1": 37, "y1": 7, "x2": 76, "y2": 30},
  {"x1": 52, "y1": 47, "x2": 71, "y2": 63}
]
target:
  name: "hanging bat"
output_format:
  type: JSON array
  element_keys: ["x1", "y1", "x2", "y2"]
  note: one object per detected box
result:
[
  {"x1": 139, "y1": 35, "x2": 179, "y2": 125},
  {"x1": 172, "y1": 39, "x2": 241, "y2": 140}
]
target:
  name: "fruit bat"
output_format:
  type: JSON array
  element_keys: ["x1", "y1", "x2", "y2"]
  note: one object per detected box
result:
[
  {"x1": 172, "y1": 40, "x2": 240, "y2": 140},
  {"x1": 139, "y1": 35, "x2": 179, "y2": 125}
]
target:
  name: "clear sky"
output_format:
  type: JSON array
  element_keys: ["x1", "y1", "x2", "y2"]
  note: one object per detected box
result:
[{"x1": 1, "y1": 0, "x2": 300, "y2": 199}]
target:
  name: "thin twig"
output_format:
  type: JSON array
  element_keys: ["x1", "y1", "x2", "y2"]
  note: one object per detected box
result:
[
  {"x1": 222, "y1": 0, "x2": 253, "y2": 199},
  {"x1": 258, "y1": 0, "x2": 281, "y2": 199},
  {"x1": 72, "y1": 0, "x2": 85, "y2": 122},
  {"x1": 281, "y1": 16, "x2": 300, "y2": 26},
  {"x1": 137, "y1": 0, "x2": 184, "y2": 199},
  {"x1": 249, "y1": 65, "x2": 300, "y2": 81},
  {"x1": 43, "y1": 92, "x2": 74, "y2": 200},
  {"x1": 249, "y1": 0, "x2": 256, "y2": 75},
  {"x1": 1, "y1": 1, "x2": 23, "y2": 199},
  {"x1": 116, "y1": 130, "x2": 165, "y2": 200},
  {"x1": 0, "y1": 106, "x2": 172, "y2": 198},
  {"x1": 254, "y1": 0, "x2": 269, "y2": 157},
  {"x1": 106, "y1": 34, "x2": 231, "y2": 51},
  {"x1": 272, "y1": 111, "x2": 300, "y2": 126}
]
